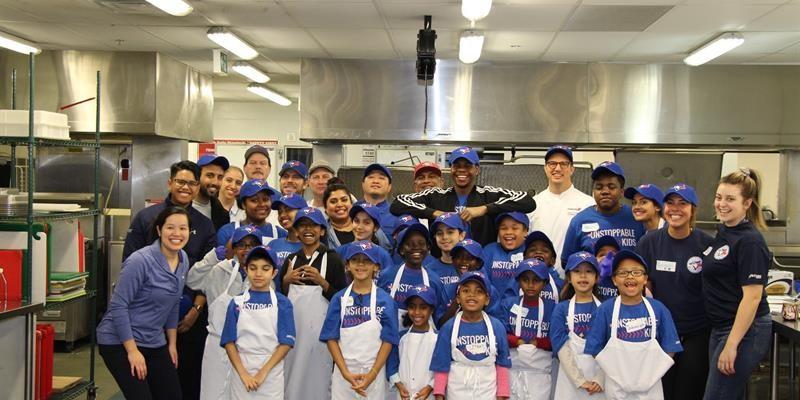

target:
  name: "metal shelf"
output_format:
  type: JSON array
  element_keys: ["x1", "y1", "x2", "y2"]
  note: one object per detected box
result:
[
  {"x1": 44, "y1": 290, "x2": 96, "y2": 311},
  {"x1": 49, "y1": 380, "x2": 94, "y2": 400},
  {"x1": 0, "y1": 301, "x2": 43, "y2": 321},
  {"x1": 0, "y1": 209, "x2": 100, "y2": 223},
  {"x1": 0, "y1": 137, "x2": 100, "y2": 148}
]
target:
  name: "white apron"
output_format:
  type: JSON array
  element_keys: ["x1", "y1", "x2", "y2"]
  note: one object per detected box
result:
[
  {"x1": 389, "y1": 264, "x2": 431, "y2": 329},
  {"x1": 396, "y1": 326, "x2": 437, "y2": 399},
  {"x1": 553, "y1": 296, "x2": 606, "y2": 400},
  {"x1": 230, "y1": 289, "x2": 284, "y2": 400},
  {"x1": 447, "y1": 312, "x2": 498, "y2": 400},
  {"x1": 283, "y1": 251, "x2": 333, "y2": 400},
  {"x1": 331, "y1": 283, "x2": 387, "y2": 399},
  {"x1": 595, "y1": 297, "x2": 673, "y2": 400},
  {"x1": 200, "y1": 261, "x2": 247, "y2": 400},
  {"x1": 509, "y1": 296, "x2": 551, "y2": 400},
  {"x1": 235, "y1": 220, "x2": 278, "y2": 246}
]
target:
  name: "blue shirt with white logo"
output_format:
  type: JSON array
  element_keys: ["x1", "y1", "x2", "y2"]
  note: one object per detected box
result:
[
  {"x1": 377, "y1": 265, "x2": 448, "y2": 325},
  {"x1": 550, "y1": 300, "x2": 599, "y2": 354},
  {"x1": 561, "y1": 205, "x2": 645, "y2": 265},
  {"x1": 584, "y1": 297, "x2": 682, "y2": 356},
  {"x1": 219, "y1": 290, "x2": 296, "y2": 348},
  {"x1": 430, "y1": 314, "x2": 511, "y2": 371},
  {"x1": 318, "y1": 286, "x2": 399, "y2": 345},
  {"x1": 483, "y1": 242, "x2": 525, "y2": 297}
]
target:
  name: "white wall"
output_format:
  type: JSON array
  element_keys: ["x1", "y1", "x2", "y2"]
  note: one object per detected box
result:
[{"x1": 722, "y1": 152, "x2": 780, "y2": 215}]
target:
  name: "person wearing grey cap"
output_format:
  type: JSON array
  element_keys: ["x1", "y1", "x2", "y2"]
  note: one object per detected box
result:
[
  {"x1": 307, "y1": 160, "x2": 335, "y2": 211},
  {"x1": 243, "y1": 145, "x2": 272, "y2": 180}
]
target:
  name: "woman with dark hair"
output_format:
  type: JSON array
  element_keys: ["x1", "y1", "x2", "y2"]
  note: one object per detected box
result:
[
  {"x1": 702, "y1": 169, "x2": 772, "y2": 400},
  {"x1": 323, "y1": 177, "x2": 356, "y2": 249},
  {"x1": 97, "y1": 206, "x2": 192, "y2": 399}
]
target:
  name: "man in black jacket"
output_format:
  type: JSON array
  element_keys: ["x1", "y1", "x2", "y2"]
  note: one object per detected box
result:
[
  {"x1": 391, "y1": 146, "x2": 535, "y2": 246},
  {"x1": 193, "y1": 154, "x2": 231, "y2": 231}
]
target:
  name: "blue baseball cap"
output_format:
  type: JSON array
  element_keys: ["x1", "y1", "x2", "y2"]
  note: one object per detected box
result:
[
  {"x1": 495, "y1": 211, "x2": 529, "y2": 230},
  {"x1": 238, "y1": 179, "x2": 277, "y2": 200},
  {"x1": 448, "y1": 146, "x2": 480, "y2": 165},
  {"x1": 405, "y1": 285, "x2": 438, "y2": 308},
  {"x1": 663, "y1": 183, "x2": 698, "y2": 206},
  {"x1": 450, "y1": 239, "x2": 485, "y2": 265},
  {"x1": 344, "y1": 241, "x2": 382, "y2": 265},
  {"x1": 624, "y1": 184, "x2": 664, "y2": 208},
  {"x1": 232, "y1": 224, "x2": 263, "y2": 246},
  {"x1": 293, "y1": 207, "x2": 329, "y2": 229},
  {"x1": 349, "y1": 201, "x2": 383, "y2": 228},
  {"x1": 524, "y1": 231, "x2": 556, "y2": 256},
  {"x1": 593, "y1": 235, "x2": 620, "y2": 256},
  {"x1": 458, "y1": 270, "x2": 489, "y2": 292},
  {"x1": 197, "y1": 154, "x2": 230, "y2": 170},
  {"x1": 591, "y1": 161, "x2": 625, "y2": 183},
  {"x1": 515, "y1": 258, "x2": 549, "y2": 280},
  {"x1": 545, "y1": 145, "x2": 573, "y2": 162},
  {"x1": 396, "y1": 222, "x2": 431, "y2": 248},
  {"x1": 271, "y1": 193, "x2": 308, "y2": 210},
  {"x1": 565, "y1": 251, "x2": 599, "y2": 273},
  {"x1": 364, "y1": 163, "x2": 393, "y2": 183},
  {"x1": 393, "y1": 214, "x2": 421, "y2": 236},
  {"x1": 430, "y1": 212, "x2": 465, "y2": 237},
  {"x1": 611, "y1": 249, "x2": 648, "y2": 272},
  {"x1": 279, "y1": 160, "x2": 308, "y2": 179},
  {"x1": 245, "y1": 245, "x2": 280, "y2": 268}
]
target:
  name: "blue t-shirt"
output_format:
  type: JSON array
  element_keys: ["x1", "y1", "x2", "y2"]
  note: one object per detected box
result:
[
  {"x1": 377, "y1": 264, "x2": 449, "y2": 325},
  {"x1": 217, "y1": 221, "x2": 288, "y2": 247},
  {"x1": 596, "y1": 275, "x2": 618, "y2": 301},
  {"x1": 501, "y1": 297, "x2": 553, "y2": 343},
  {"x1": 584, "y1": 297, "x2": 683, "y2": 356},
  {"x1": 391, "y1": 252, "x2": 436, "y2": 270},
  {"x1": 550, "y1": 299, "x2": 599, "y2": 354},
  {"x1": 502, "y1": 269, "x2": 564, "y2": 304},
  {"x1": 483, "y1": 242, "x2": 525, "y2": 296},
  {"x1": 318, "y1": 286, "x2": 399, "y2": 345},
  {"x1": 430, "y1": 314, "x2": 512, "y2": 372},
  {"x1": 636, "y1": 228, "x2": 714, "y2": 335},
  {"x1": 219, "y1": 290, "x2": 296, "y2": 348},
  {"x1": 561, "y1": 205, "x2": 645, "y2": 265},
  {"x1": 386, "y1": 328, "x2": 438, "y2": 381},
  {"x1": 428, "y1": 259, "x2": 461, "y2": 296},
  {"x1": 269, "y1": 238, "x2": 302, "y2": 289}
]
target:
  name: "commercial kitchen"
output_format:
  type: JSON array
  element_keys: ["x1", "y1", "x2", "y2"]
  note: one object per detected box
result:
[{"x1": 2, "y1": 0, "x2": 800, "y2": 399}]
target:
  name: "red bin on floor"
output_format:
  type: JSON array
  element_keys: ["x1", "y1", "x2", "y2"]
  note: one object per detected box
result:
[{"x1": 35, "y1": 324, "x2": 54, "y2": 400}]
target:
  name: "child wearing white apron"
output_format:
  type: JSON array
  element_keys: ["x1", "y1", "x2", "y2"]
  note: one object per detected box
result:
[
  {"x1": 429, "y1": 271, "x2": 512, "y2": 400},
  {"x1": 320, "y1": 241, "x2": 399, "y2": 399},
  {"x1": 551, "y1": 251, "x2": 606, "y2": 400},
  {"x1": 584, "y1": 250, "x2": 682, "y2": 400},
  {"x1": 220, "y1": 246, "x2": 296, "y2": 400},
  {"x1": 386, "y1": 285, "x2": 439, "y2": 399},
  {"x1": 502, "y1": 259, "x2": 556, "y2": 400}
]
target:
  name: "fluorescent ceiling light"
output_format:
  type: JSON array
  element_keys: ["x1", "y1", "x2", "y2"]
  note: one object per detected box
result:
[
  {"x1": 459, "y1": 30, "x2": 485, "y2": 64},
  {"x1": 247, "y1": 83, "x2": 292, "y2": 106},
  {"x1": 145, "y1": 0, "x2": 193, "y2": 16},
  {"x1": 462, "y1": 0, "x2": 492, "y2": 21},
  {"x1": 684, "y1": 32, "x2": 744, "y2": 66},
  {"x1": 232, "y1": 62, "x2": 270, "y2": 83},
  {"x1": 0, "y1": 31, "x2": 41, "y2": 55},
  {"x1": 207, "y1": 27, "x2": 258, "y2": 60}
]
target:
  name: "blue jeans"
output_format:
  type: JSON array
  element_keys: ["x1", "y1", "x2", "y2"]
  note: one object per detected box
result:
[{"x1": 703, "y1": 313, "x2": 772, "y2": 400}]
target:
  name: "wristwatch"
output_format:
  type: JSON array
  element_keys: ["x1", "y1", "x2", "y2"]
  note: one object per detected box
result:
[{"x1": 193, "y1": 304, "x2": 204, "y2": 312}]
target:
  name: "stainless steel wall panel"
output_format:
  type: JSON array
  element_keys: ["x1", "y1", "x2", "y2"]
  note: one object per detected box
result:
[{"x1": 130, "y1": 136, "x2": 187, "y2": 216}]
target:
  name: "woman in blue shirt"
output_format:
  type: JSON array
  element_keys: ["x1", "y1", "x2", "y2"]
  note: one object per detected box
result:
[{"x1": 97, "y1": 206, "x2": 191, "y2": 399}]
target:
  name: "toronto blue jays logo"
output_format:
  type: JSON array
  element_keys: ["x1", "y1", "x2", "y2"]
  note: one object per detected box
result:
[
  {"x1": 456, "y1": 147, "x2": 471, "y2": 154},
  {"x1": 552, "y1": 145, "x2": 570, "y2": 151},
  {"x1": 253, "y1": 179, "x2": 264, "y2": 187},
  {"x1": 358, "y1": 241, "x2": 373, "y2": 250},
  {"x1": 599, "y1": 161, "x2": 612, "y2": 167},
  {"x1": 437, "y1": 212, "x2": 455, "y2": 222},
  {"x1": 639, "y1": 184, "x2": 652, "y2": 189},
  {"x1": 400, "y1": 215, "x2": 414, "y2": 223},
  {"x1": 525, "y1": 259, "x2": 542, "y2": 268},
  {"x1": 414, "y1": 286, "x2": 429, "y2": 295},
  {"x1": 244, "y1": 225, "x2": 256, "y2": 234},
  {"x1": 577, "y1": 252, "x2": 591, "y2": 260},
  {"x1": 288, "y1": 161, "x2": 301, "y2": 167},
  {"x1": 459, "y1": 239, "x2": 476, "y2": 246},
  {"x1": 672, "y1": 184, "x2": 688, "y2": 191}
]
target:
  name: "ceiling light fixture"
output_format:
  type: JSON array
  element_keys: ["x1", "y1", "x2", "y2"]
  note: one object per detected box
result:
[
  {"x1": 459, "y1": 30, "x2": 485, "y2": 64},
  {"x1": 207, "y1": 27, "x2": 258, "y2": 60},
  {"x1": 0, "y1": 31, "x2": 41, "y2": 55},
  {"x1": 683, "y1": 32, "x2": 744, "y2": 66},
  {"x1": 462, "y1": 0, "x2": 492, "y2": 22},
  {"x1": 145, "y1": 0, "x2": 193, "y2": 16},
  {"x1": 232, "y1": 62, "x2": 270, "y2": 83},
  {"x1": 247, "y1": 83, "x2": 292, "y2": 106}
]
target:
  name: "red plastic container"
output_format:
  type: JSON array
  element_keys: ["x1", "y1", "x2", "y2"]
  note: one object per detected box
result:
[{"x1": 35, "y1": 324, "x2": 54, "y2": 400}]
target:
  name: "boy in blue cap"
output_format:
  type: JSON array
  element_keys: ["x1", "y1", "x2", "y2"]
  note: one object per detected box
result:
[
  {"x1": 440, "y1": 239, "x2": 504, "y2": 325},
  {"x1": 217, "y1": 179, "x2": 287, "y2": 247},
  {"x1": 337, "y1": 202, "x2": 394, "y2": 279},
  {"x1": 483, "y1": 211, "x2": 529, "y2": 296},
  {"x1": 625, "y1": 183, "x2": 665, "y2": 232},
  {"x1": 561, "y1": 161, "x2": 645, "y2": 265},
  {"x1": 427, "y1": 212, "x2": 468, "y2": 296},
  {"x1": 269, "y1": 193, "x2": 308, "y2": 287}
]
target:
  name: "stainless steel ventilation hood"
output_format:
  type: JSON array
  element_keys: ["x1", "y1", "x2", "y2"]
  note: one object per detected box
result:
[
  {"x1": 300, "y1": 59, "x2": 800, "y2": 148},
  {"x1": 0, "y1": 50, "x2": 212, "y2": 141}
]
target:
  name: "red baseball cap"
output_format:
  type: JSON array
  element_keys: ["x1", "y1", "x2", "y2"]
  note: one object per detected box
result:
[{"x1": 414, "y1": 161, "x2": 442, "y2": 178}]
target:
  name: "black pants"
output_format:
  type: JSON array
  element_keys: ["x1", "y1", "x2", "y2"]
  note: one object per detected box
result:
[
  {"x1": 177, "y1": 308, "x2": 208, "y2": 400},
  {"x1": 99, "y1": 344, "x2": 182, "y2": 400},
  {"x1": 663, "y1": 327, "x2": 711, "y2": 400}
]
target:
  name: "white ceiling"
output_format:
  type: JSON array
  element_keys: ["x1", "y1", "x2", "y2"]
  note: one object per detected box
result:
[{"x1": 2, "y1": 0, "x2": 800, "y2": 101}]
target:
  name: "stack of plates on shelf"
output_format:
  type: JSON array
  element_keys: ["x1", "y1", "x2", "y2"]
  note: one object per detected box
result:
[
  {"x1": 0, "y1": 189, "x2": 28, "y2": 217},
  {"x1": 47, "y1": 272, "x2": 88, "y2": 302}
]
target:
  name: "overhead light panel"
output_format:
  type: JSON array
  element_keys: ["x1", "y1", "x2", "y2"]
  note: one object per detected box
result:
[
  {"x1": 232, "y1": 62, "x2": 270, "y2": 83},
  {"x1": 247, "y1": 83, "x2": 292, "y2": 106},
  {"x1": 459, "y1": 30, "x2": 484, "y2": 64},
  {"x1": 145, "y1": 0, "x2": 193, "y2": 16},
  {"x1": 684, "y1": 32, "x2": 744, "y2": 66},
  {"x1": 462, "y1": 0, "x2": 492, "y2": 22},
  {"x1": 0, "y1": 31, "x2": 41, "y2": 55},
  {"x1": 207, "y1": 27, "x2": 258, "y2": 60}
]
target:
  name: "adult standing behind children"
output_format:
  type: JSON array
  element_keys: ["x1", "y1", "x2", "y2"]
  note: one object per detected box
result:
[
  {"x1": 392, "y1": 146, "x2": 535, "y2": 247},
  {"x1": 193, "y1": 154, "x2": 232, "y2": 231}
]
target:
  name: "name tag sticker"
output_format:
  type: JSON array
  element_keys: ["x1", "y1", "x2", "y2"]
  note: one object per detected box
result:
[
  {"x1": 655, "y1": 260, "x2": 676, "y2": 273},
  {"x1": 466, "y1": 342, "x2": 488, "y2": 355},
  {"x1": 582, "y1": 222, "x2": 600, "y2": 233},
  {"x1": 510, "y1": 304, "x2": 528, "y2": 317},
  {"x1": 342, "y1": 297, "x2": 354, "y2": 307},
  {"x1": 625, "y1": 318, "x2": 647, "y2": 333},
  {"x1": 510, "y1": 252, "x2": 524, "y2": 263}
]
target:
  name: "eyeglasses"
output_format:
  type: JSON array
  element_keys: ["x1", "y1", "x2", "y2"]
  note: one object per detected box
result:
[
  {"x1": 173, "y1": 178, "x2": 200, "y2": 188},
  {"x1": 546, "y1": 161, "x2": 572, "y2": 169},
  {"x1": 234, "y1": 242, "x2": 257, "y2": 250},
  {"x1": 614, "y1": 270, "x2": 646, "y2": 278}
]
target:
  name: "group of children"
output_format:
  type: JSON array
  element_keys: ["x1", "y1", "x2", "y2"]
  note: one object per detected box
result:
[{"x1": 187, "y1": 201, "x2": 684, "y2": 400}]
